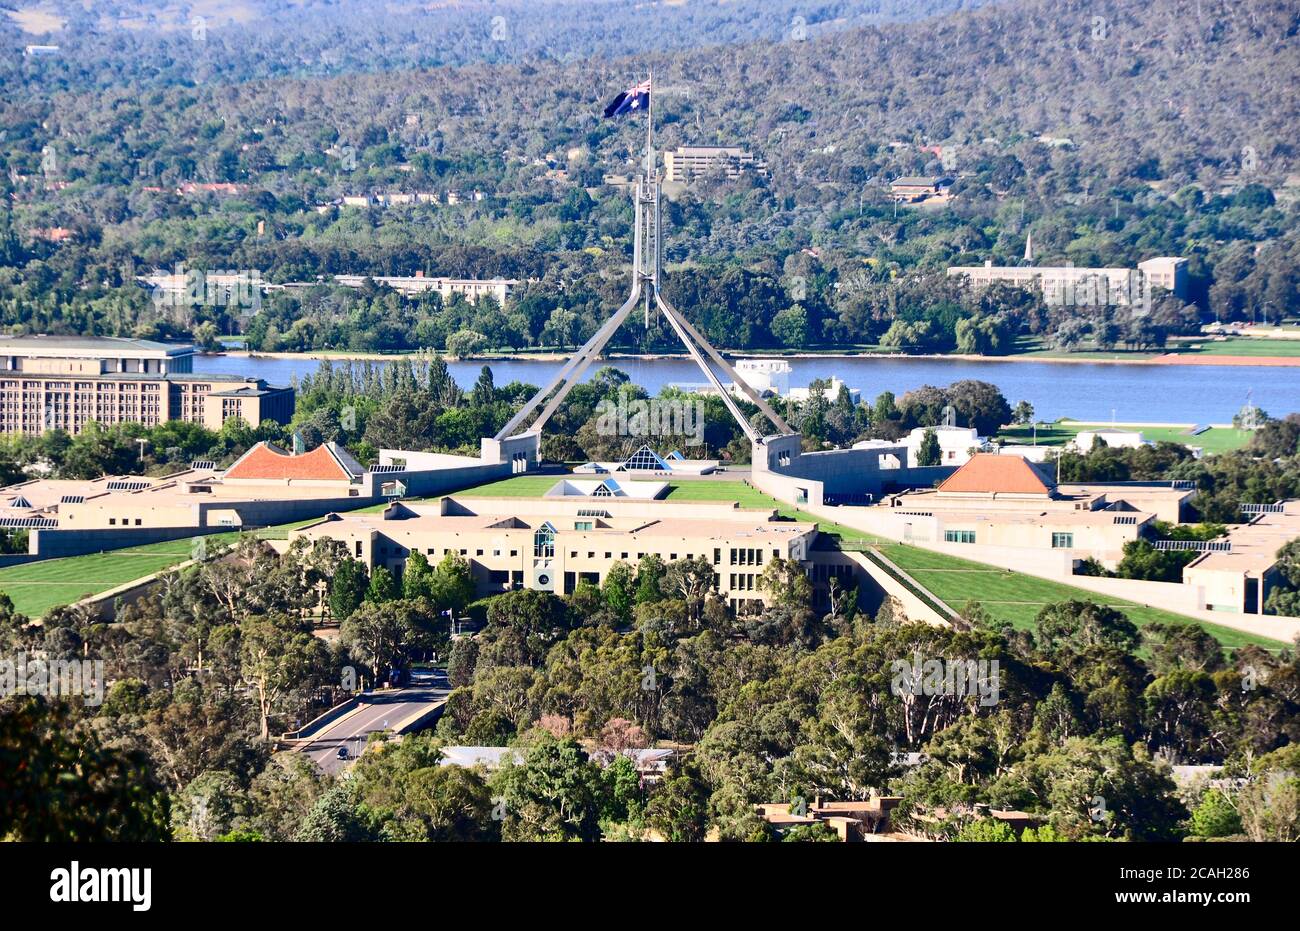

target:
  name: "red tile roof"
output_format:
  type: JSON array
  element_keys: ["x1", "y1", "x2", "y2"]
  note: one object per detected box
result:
[
  {"x1": 224, "y1": 442, "x2": 353, "y2": 482},
  {"x1": 937, "y1": 454, "x2": 1053, "y2": 495}
]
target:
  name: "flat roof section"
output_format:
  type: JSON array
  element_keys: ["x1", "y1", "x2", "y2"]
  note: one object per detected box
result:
[
  {"x1": 0, "y1": 335, "x2": 196, "y2": 358},
  {"x1": 1187, "y1": 508, "x2": 1300, "y2": 575}
]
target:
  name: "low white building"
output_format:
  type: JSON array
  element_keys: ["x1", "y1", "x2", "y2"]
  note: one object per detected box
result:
[
  {"x1": 990, "y1": 444, "x2": 1054, "y2": 463},
  {"x1": 732, "y1": 359, "x2": 791, "y2": 397},
  {"x1": 1072, "y1": 429, "x2": 1149, "y2": 452},
  {"x1": 731, "y1": 361, "x2": 860, "y2": 405},
  {"x1": 788, "y1": 376, "x2": 861, "y2": 406},
  {"x1": 904, "y1": 425, "x2": 990, "y2": 467}
]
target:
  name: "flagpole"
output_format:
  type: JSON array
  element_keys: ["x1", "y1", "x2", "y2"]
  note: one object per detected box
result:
[
  {"x1": 645, "y1": 67, "x2": 655, "y2": 330},
  {"x1": 646, "y1": 67, "x2": 654, "y2": 174}
]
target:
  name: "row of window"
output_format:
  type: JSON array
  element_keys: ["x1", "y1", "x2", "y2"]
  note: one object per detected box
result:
[
  {"x1": 730, "y1": 547, "x2": 768, "y2": 566},
  {"x1": 364, "y1": 540, "x2": 800, "y2": 589},
  {"x1": 942, "y1": 529, "x2": 1076, "y2": 548}
]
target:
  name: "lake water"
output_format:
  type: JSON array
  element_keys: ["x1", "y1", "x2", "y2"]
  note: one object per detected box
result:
[{"x1": 194, "y1": 353, "x2": 1300, "y2": 424}]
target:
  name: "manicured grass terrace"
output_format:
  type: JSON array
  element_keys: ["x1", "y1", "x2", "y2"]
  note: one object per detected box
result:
[
  {"x1": 873, "y1": 542, "x2": 1285, "y2": 651},
  {"x1": 456, "y1": 474, "x2": 1285, "y2": 650},
  {"x1": 0, "y1": 519, "x2": 323, "y2": 619}
]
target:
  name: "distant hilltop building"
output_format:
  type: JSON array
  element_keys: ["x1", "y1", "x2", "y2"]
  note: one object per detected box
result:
[
  {"x1": 0, "y1": 335, "x2": 293, "y2": 436},
  {"x1": 662, "y1": 145, "x2": 767, "y2": 183},
  {"x1": 24, "y1": 45, "x2": 59, "y2": 57},
  {"x1": 175, "y1": 181, "x2": 245, "y2": 196},
  {"x1": 329, "y1": 272, "x2": 517, "y2": 305},
  {"x1": 29, "y1": 227, "x2": 75, "y2": 244},
  {"x1": 335, "y1": 191, "x2": 482, "y2": 209},
  {"x1": 889, "y1": 176, "x2": 954, "y2": 203},
  {"x1": 946, "y1": 256, "x2": 1188, "y2": 303},
  {"x1": 341, "y1": 192, "x2": 439, "y2": 207}
]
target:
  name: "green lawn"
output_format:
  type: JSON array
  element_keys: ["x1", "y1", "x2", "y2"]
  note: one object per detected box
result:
[
  {"x1": 426, "y1": 473, "x2": 1285, "y2": 650},
  {"x1": 1136, "y1": 425, "x2": 1253, "y2": 453},
  {"x1": 0, "y1": 536, "x2": 223, "y2": 618},
  {"x1": 997, "y1": 420, "x2": 1251, "y2": 453},
  {"x1": 455, "y1": 475, "x2": 890, "y2": 543},
  {"x1": 458, "y1": 475, "x2": 783, "y2": 506},
  {"x1": 0, "y1": 519, "x2": 325, "y2": 619},
  {"x1": 875, "y1": 542, "x2": 1286, "y2": 651},
  {"x1": 457, "y1": 475, "x2": 570, "y2": 498},
  {"x1": 1175, "y1": 337, "x2": 1300, "y2": 358}
]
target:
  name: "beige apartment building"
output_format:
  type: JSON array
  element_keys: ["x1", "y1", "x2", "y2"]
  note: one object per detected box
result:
[
  {"x1": 946, "y1": 256, "x2": 1188, "y2": 302},
  {"x1": 662, "y1": 146, "x2": 767, "y2": 183},
  {"x1": 0, "y1": 336, "x2": 293, "y2": 435},
  {"x1": 292, "y1": 494, "x2": 818, "y2": 612},
  {"x1": 330, "y1": 273, "x2": 517, "y2": 305}
]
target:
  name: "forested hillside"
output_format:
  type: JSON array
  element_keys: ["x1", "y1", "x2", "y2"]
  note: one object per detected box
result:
[
  {"x1": 0, "y1": 0, "x2": 996, "y2": 88},
  {"x1": 0, "y1": 0, "x2": 1297, "y2": 353}
]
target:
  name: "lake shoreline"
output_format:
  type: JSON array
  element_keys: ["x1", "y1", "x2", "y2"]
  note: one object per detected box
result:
[{"x1": 213, "y1": 348, "x2": 1297, "y2": 368}]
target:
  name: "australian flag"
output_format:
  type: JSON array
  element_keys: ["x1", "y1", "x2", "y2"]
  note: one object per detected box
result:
[{"x1": 603, "y1": 78, "x2": 652, "y2": 118}]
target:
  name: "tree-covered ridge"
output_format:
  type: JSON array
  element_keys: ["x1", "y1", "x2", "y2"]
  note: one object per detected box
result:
[
  {"x1": 1, "y1": 0, "x2": 1295, "y2": 353},
  {"x1": 0, "y1": 0, "x2": 996, "y2": 91}
]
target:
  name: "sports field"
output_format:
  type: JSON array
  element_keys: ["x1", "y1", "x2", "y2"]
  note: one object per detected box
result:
[
  {"x1": 997, "y1": 420, "x2": 1252, "y2": 454},
  {"x1": 1177, "y1": 336, "x2": 1300, "y2": 358}
]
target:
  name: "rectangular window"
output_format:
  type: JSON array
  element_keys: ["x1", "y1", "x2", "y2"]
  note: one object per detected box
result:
[
  {"x1": 944, "y1": 530, "x2": 977, "y2": 544},
  {"x1": 574, "y1": 521, "x2": 593, "y2": 531},
  {"x1": 1051, "y1": 532, "x2": 1074, "y2": 548}
]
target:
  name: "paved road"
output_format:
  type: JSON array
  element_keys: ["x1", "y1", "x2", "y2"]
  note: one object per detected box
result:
[{"x1": 300, "y1": 683, "x2": 450, "y2": 775}]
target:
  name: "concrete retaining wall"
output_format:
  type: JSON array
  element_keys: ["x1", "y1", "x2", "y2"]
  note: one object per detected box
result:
[
  {"x1": 842, "y1": 549, "x2": 953, "y2": 626},
  {"x1": 31, "y1": 524, "x2": 230, "y2": 561},
  {"x1": 72, "y1": 556, "x2": 205, "y2": 620},
  {"x1": 283, "y1": 695, "x2": 363, "y2": 740}
]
